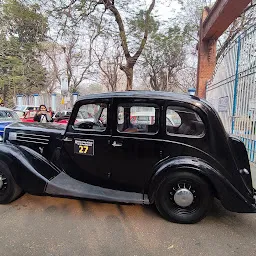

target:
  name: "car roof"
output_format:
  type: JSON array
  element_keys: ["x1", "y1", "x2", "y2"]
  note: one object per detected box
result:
[
  {"x1": 57, "y1": 110, "x2": 72, "y2": 112},
  {"x1": 78, "y1": 91, "x2": 200, "y2": 102},
  {"x1": 14, "y1": 105, "x2": 38, "y2": 107}
]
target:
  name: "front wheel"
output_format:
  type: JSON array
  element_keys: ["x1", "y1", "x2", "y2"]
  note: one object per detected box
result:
[
  {"x1": 0, "y1": 161, "x2": 23, "y2": 204},
  {"x1": 155, "y1": 171, "x2": 213, "y2": 224}
]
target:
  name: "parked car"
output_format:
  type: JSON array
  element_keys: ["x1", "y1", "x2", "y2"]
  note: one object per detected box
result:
[
  {"x1": 53, "y1": 110, "x2": 72, "y2": 124},
  {"x1": 0, "y1": 107, "x2": 20, "y2": 141},
  {"x1": 0, "y1": 91, "x2": 255, "y2": 224},
  {"x1": 53, "y1": 108, "x2": 103, "y2": 125},
  {"x1": 53, "y1": 109, "x2": 72, "y2": 119},
  {"x1": 19, "y1": 110, "x2": 38, "y2": 123},
  {"x1": 13, "y1": 105, "x2": 39, "y2": 118}
]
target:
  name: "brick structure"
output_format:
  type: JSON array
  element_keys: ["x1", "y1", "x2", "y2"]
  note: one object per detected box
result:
[
  {"x1": 196, "y1": 8, "x2": 217, "y2": 98},
  {"x1": 196, "y1": 0, "x2": 252, "y2": 98}
]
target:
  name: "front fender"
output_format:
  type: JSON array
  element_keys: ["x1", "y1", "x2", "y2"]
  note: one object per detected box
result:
[
  {"x1": 0, "y1": 143, "x2": 60, "y2": 194},
  {"x1": 148, "y1": 157, "x2": 256, "y2": 213}
]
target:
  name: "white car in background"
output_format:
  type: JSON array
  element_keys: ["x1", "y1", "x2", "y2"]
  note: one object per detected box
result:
[{"x1": 13, "y1": 105, "x2": 39, "y2": 118}]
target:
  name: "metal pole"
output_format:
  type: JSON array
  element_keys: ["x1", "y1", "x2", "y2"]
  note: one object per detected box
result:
[
  {"x1": 231, "y1": 35, "x2": 241, "y2": 134},
  {"x1": 166, "y1": 68, "x2": 169, "y2": 88}
]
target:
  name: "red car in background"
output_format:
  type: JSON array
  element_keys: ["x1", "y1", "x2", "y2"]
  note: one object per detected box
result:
[
  {"x1": 19, "y1": 110, "x2": 67, "y2": 124},
  {"x1": 19, "y1": 110, "x2": 37, "y2": 122}
]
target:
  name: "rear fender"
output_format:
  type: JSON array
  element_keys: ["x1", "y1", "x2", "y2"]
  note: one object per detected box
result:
[
  {"x1": 148, "y1": 157, "x2": 255, "y2": 213},
  {"x1": 0, "y1": 143, "x2": 60, "y2": 194}
]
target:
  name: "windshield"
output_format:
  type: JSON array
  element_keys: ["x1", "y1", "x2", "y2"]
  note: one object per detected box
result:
[
  {"x1": 76, "y1": 104, "x2": 106, "y2": 123},
  {"x1": 0, "y1": 110, "x2": 20, "y2": 122}
]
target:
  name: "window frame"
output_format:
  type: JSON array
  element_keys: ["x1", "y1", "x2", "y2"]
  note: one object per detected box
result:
[{"x1": 165, "y1": 105, "x2": 206, "y2": 139}]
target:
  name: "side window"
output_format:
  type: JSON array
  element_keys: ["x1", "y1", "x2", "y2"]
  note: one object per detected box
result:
[
  {"x1": 117, "y1": 105, "x2": 158, "y2": 134},
  {"x1": 166, "y1": 107, "x2": 205, "y2": 136},
  {"x1": 73, "y1": 103, "x2": 107, "y2": 131}
]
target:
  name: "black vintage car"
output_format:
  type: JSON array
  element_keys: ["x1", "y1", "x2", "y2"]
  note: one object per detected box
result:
[{"x1": 0, "y1": 91, "x2": 255, "y2": 223}]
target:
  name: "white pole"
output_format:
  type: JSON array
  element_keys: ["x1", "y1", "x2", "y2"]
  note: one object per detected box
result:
[
  {"x1": 51, "y1": 94, "x2": 56, "y2": 112},
  {"x1": 72, "y1": 92, "x2": 78, "y2": 105},
  {"x1": 34, "y1": 94, "x2": 39, "y2": 106},
  {"x1": 17, "y1": 94, "x2": 23, "y2": 106}
]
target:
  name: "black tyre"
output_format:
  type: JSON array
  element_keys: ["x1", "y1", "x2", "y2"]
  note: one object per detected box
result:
[
  {"x1": 155, "y1": 171, "x2": 213, "y2": 224},
  {"x1": 0, "y1": 161, "x2": 23, "y2": 204}
]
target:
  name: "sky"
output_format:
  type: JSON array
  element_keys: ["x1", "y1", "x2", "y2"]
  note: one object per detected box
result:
[{"x1": 146, "y1": 0, "x2": 181, "y2": 21}]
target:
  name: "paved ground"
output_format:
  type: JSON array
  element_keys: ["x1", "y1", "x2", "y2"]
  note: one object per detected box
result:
[
  {"x1": 251, "y1": 162, "x2": 256, "y2": 187},
  {"x1": 0, "y1": 194, "x2": 256, "y2": 256}
]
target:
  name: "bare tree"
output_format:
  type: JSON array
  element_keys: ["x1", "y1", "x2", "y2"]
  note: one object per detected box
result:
[
  {"x1": 40, "y1": 42, "x2": 62, "y2": 94},
  {"x1": 99, "y1": 0, "x2": 156, "y2": 90},
  {"x1": 41, "y1": 22, "x2": 102, "y2": 94},
  {"x1": 52, "y1": 0, "x2": 156, "y2": 91},
  {"x1": 94, "y1": 39, "x2": 125, "y2": 92}
]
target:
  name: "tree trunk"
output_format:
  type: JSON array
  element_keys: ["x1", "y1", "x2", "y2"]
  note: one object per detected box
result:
[
  {"x1": 120, "y1": 64, "x2": 134, "y2": 91},
  {"x1": 125, "y1": 67, "x2": 133, "y2": 91}
]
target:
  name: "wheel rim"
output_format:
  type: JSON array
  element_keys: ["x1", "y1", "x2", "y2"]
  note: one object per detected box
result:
[
  {"x1": 0, "y1": 173, "x2": 8, "y2": 194},
  {"x1": 166, "y1": 179, "x2": 201, "y2": 216},
  {"x1": 173, "y1": 188, "x2": 194, "y2": 207}
]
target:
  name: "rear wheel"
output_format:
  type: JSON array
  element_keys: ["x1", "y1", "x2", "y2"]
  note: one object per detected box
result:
[
  {"x1": 155, "y1": 171, "x2": 213, "y2": 224},
  {"x1": 0, "y1": 161, "x2": 22, "y2": 204}
]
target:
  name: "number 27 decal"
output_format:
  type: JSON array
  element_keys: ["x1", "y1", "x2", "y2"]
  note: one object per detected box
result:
[
  {"x1": 74, "y1": 139, "x2": 94, "y2": 156},
  {"x1": 79, "y1": 145, "x2": 89, "y2": 154}
]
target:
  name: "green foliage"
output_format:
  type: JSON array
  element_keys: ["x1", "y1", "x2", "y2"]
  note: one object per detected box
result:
[
  {"x1": 142, "y1": 25, "x2": 187, "y2": 91},
  {"x1": 177, "y1": 0, "x2": 214, "y2": 43},
  {"x1": 0, "y1": 0, "x2": 48, "y2": 106},
  {"x1": 128, "y1": 10, "x2": 160, "y2": 37},
  {"x1": 3, "y1": 0, "x2": 48, "y2": 44}
]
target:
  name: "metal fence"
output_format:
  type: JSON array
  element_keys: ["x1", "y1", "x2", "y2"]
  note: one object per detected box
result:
[
  {"x1": 15, "y1": 93, "x2": 73, "y2": 111},
  {"x1": 206, "y1": 25, "x2": 256, "y2": 163}
]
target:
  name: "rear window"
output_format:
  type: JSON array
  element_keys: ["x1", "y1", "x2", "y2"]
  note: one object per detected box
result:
[
  {"x1": 27, "y1": 107, "x2": 38, "y2": 111},
  {"x1": 166, "y1": 106, "x2": 205, "y2": 137},
  {"x1": 117, "y1": 105, "x2": 158, "y2": 134}
]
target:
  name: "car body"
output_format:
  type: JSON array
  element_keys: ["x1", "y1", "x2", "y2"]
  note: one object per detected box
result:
[
  {"x1": 0, "y1": 91, "x2": 255, "y2": 223},
  {"x1": 13, "y1": 105, "x2": 39, "y2": 118},
  {"x1": 53, "y1": 109, "x2": 72, "y2": 120},
  {"x1": 19, "y1": 110, "x2": 38, "y2": 123},
  {"x1": 53, "y1": 110, "x2": 72, "y2": 125},
  {"x1": 0, "y1": 107, "x2": 20, "y2": 140},
  {"x1": 53, "y1": 109, "x2": 101, "y2": 125}
]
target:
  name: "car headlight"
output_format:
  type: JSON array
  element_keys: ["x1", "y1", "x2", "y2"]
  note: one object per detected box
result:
[{"x1": 0, "y1": 135, "x2": 3, "y2": 142}]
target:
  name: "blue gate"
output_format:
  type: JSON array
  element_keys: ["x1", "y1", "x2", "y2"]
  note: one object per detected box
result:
[{"x1": 206, "y1": 25, "x2": 256, "y2": 163}]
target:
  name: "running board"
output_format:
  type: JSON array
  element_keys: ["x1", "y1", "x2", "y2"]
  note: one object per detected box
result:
[{"x1": 45, "y1": 172, "x2": 149, "y2": 204}]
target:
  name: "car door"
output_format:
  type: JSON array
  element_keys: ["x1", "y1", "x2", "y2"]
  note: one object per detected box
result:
[
  {"x1": 60, "y1": 98, "x2": 113, "y2": 187},
  {"x1": 109, "y1": 98, "x2": 165, "y2": 193}
]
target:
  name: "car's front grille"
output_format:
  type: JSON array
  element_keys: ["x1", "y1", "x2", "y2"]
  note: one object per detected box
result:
[{"x1": 15, "y1": 133, "x2": 50, "y2": 145}]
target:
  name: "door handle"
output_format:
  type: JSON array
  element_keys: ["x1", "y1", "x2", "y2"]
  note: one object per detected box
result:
[
  {"x1": 112, "y1": 141, "x2": 122, "y2": 147},
  {"x1": 63, "y1": 137, "x2": 73, "y2": 142}
]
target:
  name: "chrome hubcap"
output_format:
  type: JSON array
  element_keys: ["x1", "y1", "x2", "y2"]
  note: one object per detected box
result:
[{"x1": 173, "y1": 188, "x2": 194, "y2": 207}]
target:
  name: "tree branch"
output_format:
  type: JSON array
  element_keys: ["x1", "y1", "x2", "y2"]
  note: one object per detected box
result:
[
  {"x1": 132, "y1": 0, "x2": 156, "y2": 62},
  {"x1": 105, "y1": 4, "x2": 130, "y2": 59}
]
